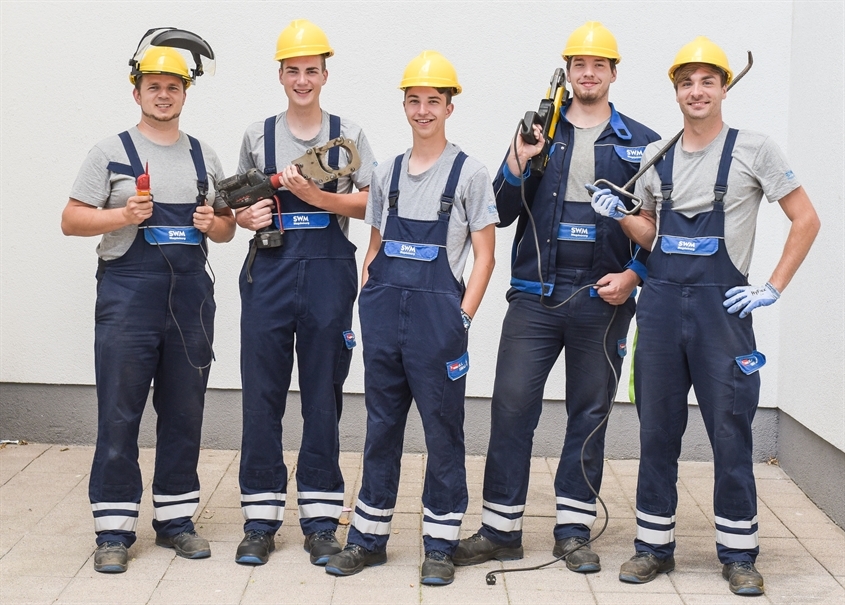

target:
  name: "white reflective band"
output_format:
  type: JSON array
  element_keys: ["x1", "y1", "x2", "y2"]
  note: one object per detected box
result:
[
  {"x1": 241, "y1": 492, "x2": 284, "y2": 503},
  {"x1": 715, "y1": 515, "x2": 758, "y2": 529},
  {"x1": 351, "y1": 512, "x2": 391, "y2": 536},
  {"x1": 482, "y1": 508, "x2": 523, "y2": 532},
  {"x1": 556, "y1": 509, "x2": 597, "y2": 528},
  {"x1": 482, "y1": 500, "x2": 525, "y2": 514},
  {"x1": 716, "y1": 530, "x2": 759, "y2": 550},
  {"x1": 556, "y1": 497, "x2": 597, "y2": 512},
  {"x1": 242, "y1": 504, "x2": 284, "y2": 521},
  {"x1": 299, "y1": 502, "x2": 343, "y2": 520},
  {"x1": 94, "y1": 515, "x2": 138, "y2": 533},
  {"x1": 637, "y1": 525, "x2": 674, "y2": 546},
  {"x1": 423, "y1": 520, "x2": 461, "y2": 541},
  {"x1": 154, "y1": 502, "x2": 198, "y2": 521},
  {"x1": 355, "y1": 500, "x2": 394, "y2": 518},
  {"x1": 91, "y1": 502, "x2": 140, "y2": 512},
  {"x1": 153, "y1": 490, "x2": 200, "y2": 503},
  {"x1": 298, "y1": 491, "x2": 344, "y2": 502},
  {"x1": 636, "y1": 510, "x2": 676, "y2": 525},
  {"x1": 423, "y1": 508, "x2": 464, "y2": 522}
]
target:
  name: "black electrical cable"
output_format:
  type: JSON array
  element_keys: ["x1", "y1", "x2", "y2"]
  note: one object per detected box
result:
[
  {"x1": 146, "y1": 210, "x2": 216, "y2": 375},
  {"x1": 483, "y1": 123, "x2": 625, "y2": 586}
]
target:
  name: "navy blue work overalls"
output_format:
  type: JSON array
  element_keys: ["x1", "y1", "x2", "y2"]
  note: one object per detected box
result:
[
  {"x1": 90, "y1": 131, "x2": 214, "y2": 548},
  {"x1": 347, "y1": 153, "x2": 470, "y2": 556},
  {"x1": 239, "y1": 115, "x2": 357, "y2": 536},
  {"x1": 634, "y1": 129, "x2": 761, "y2": 564}
]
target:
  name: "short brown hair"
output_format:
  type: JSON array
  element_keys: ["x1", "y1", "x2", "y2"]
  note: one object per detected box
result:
[
  {"x1": 133, "y1": 74, "x2": 187, "y2": 92},
  {"x1": 403, "y1": 87, "x2": 454, "y2": 104},
  {"x1": 565, "y1": 56, "x2": 618, "y2": 73},
  {"x1": 279, "y1": 54, "x2": 328, "y2": 72},
  {"x1": 672, "y1": 62, "x2": 727, "y2": 90}
]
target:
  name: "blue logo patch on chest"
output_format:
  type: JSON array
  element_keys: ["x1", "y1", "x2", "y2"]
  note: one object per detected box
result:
[
  {"x1": 279, "y1": 212, "x2": 331, "y2": 230},
  {"x1": 558, "y1": 223, "x2": 596, "y2": 242},
  {"x1": 660, "y1": 235, "x2": 719, "y2": 256},
  {"x1": 614, "y1": 145, "x2": 646, "y2": 163},
  {"x1": 143, "y1": 225, "x2": 201, "y2": 245},
  {"x1": 384, "y1": 241, "x2": 440, "y2": 261}
]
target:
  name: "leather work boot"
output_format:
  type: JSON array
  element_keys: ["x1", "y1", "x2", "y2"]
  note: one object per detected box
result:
[
  {"x1": 453, "y1": 533, "x2": 524, "y2": 566},
  {"x1": 722, "y1": 561, "x2": 765, "y2": 595},
  {"x1": 324, "y1": 543, "x2": 387, "y2": 576},
  {"x1": 619, "y1": 551, "x2": 675, "y2": 583},
  {"x1": 155, "y1": 530, "x2": 211, "y2": 559},
  {"x1": 304, "y1": 529, "x2": 342, "y2": 566},
  {"x1": 553, "y1": 536, "x2": 601, "y2": 573},
  {"x1": 420, "y1": 550, "x2": 455, "y2": 586},
  {"x1": 93, "y1": 541, "x2": 128, "y2": 573},
  {"x1": 235, "y1": 529, "x2": 275, "y2": 565}
]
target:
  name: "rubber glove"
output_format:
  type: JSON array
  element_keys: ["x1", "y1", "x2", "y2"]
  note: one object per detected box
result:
[
  {"x1": 587, "y1": 185, "x2": 625, "y2": 220},
  {"x1": 723, "y1": 282, "x2": 780, "y2": 318}
]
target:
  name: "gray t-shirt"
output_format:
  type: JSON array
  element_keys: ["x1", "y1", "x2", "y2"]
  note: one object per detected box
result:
[
  {"x1": 366, "y1": 142, "x2": 499, "y2": 280},
  {"x1": 565, "y1": 118, "x2": 610, "y2": 202},
  {"x1": 237, "y1": 110, "x2": 376, "y2": 236},
  {"x1": 635, "y1": 124, "x2": 800, "y2": 275},
  {"x1": 70, "y1": 127, "x2": 226, "y2": 261}
]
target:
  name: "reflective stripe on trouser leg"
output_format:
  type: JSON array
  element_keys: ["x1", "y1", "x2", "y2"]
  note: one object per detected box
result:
[
  {"x1": 423, "y1": 508, "x2": 464, "y2": 542},
  {"x1": 298, "y1": 491, "x2": 344, "y2": 523},
  {"x1": 556, "y1": 497, "x2": 597, "y2": 528},
  {"x1": 92, "y1": 502, "x2": 141, "y2": 534},
  {"x1": 351, "y1": 500, "x2": 394, "y2": 537},
  {"x1": 153, "y1": 491, "x2": 200, "y2": 522},
  {"x1": 241, "y1": 492, "x2": 286, "y2": 523},
  {"x1": 715, "y1": 515, "x2": 759, "y2": 551},
  {"x1": 636, "y1": 509, "x2": 676, "y2": 547},
  {"x1": 481, "y1": 501, "x2": 525, "y2": 533}
]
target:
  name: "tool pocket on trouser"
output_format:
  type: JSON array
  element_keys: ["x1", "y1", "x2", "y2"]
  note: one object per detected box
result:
[{"x1": 731, "y1": 364, "x2": 761, "y2": 415}]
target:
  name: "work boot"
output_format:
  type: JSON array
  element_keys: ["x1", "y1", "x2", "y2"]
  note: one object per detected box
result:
[
  {"x1": 235, "y1": 529, "x2": 275, "y2": 565},
  {"x1": 553, "y1": 536, "x2": 601, "y2": 573},
  {"x1": 420, "y1": 550, "x2": 455, "y2": 586},
  {"x1": 324, "y1": 543, "x2": 387, "y2": 576},
  {"x1": 304, "y1": 529, "x2": 342, "y2": 566},
  {"x1": 93, "y1": 541, "x2": 128, "y2": 573},
  {"x1": 722, "y1": 561, "x2": 765, "y2": 596},
  {"x1": 453, "y1": 532, "x2": 524, "y2": 566},
  {"x1": 619, "y1": 552, "x2": 675, "y2": 583},
  {"x1": 155, "y1": 530, "x2": 211, "y2": 559}
]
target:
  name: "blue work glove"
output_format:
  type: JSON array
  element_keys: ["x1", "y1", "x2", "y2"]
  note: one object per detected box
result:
[
  {"x1": 723, "y1": 282, "x2": 781, "y2": 318},
  {"x1": 587, "y1": 185, "x2": 626, "y2": 220},
  {"x1": 461, "y1": 309, "x2": 472, "y2": 332}
]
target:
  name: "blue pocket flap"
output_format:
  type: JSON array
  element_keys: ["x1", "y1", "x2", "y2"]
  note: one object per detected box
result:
[
  {"x1": 446, "y1": 351, "x2": 469, "y2": 381},
  {"x1": 736, "y1": 351, "x2": 766, "y2": 375}
]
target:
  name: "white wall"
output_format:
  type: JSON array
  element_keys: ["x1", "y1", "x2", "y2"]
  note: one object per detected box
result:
[{"x1": 1, "y1": 2, "x2": 838, "y2": 440}]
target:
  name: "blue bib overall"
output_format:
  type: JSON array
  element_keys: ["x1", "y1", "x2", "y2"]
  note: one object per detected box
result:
[
  {"x1": 347, "y1": 153, "x2": 469, "y2": 556},
  {"x1": 238, "y1": 115, "x2": 358, "y2": 536},
  {"x1": 633, "y1": 129, "x2": 761, "y2": 564},
  {"x1": 90, "y1": 131, "x2": 214, "y2": 547}
]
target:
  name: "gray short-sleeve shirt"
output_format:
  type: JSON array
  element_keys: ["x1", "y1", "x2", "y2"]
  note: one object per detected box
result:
[
  {"x1": 69, "y1": 127, "x2": 226, "y2": 261},
  {"x1": 635, "y1": 124, "x2": 800, "y2": 275},
  {"x1": 237, "y1": 110, "x2": 377, "y2": 236},
  {"x1": 366, "y1": 142, "x2": 499, "y2": 280}
]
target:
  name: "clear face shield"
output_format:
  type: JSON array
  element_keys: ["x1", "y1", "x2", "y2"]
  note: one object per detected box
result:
[{"x1": 129, "y1": 27, "x2": 216, "y2": 83}]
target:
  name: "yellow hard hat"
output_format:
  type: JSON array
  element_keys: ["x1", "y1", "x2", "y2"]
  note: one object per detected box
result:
[
  {"x1": 274, "y1": 20, "x2": 334, "y2": 62},
  {"x1": 130, "y1": 47, "x2": 192, "y2": 88},
  {"x1": 669, "y1": 36, "x2": 733, "y2": 85},
  {"x1": 399, "y1": 50, "x2": 462, "y2": 95},
  {"x1": 562, "y1": 21, "x2": 621, "y2": 63}
]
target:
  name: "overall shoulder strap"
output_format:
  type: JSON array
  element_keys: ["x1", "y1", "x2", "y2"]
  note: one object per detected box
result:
[
  {"x1": 387, "y1": 154, "x2": 403, "y2": 209},
  {"x1": 439, "y1": 151, "x2": 468, "y2": 215},
  {"x1": 263, "y1": 116, "x2": 277, "y2": 175},
  {"x1": 714, "y1": 128, "x2": 739, "y2": 204},
  {"x1": 328, "y1": 114, "x2": 341, "y2": 170},
  {"x1": 658, "y1": 143, "x2": 677, "y2": 203},
  {"x1": 186, "y1": 135, "x2": 209, "y2": 205},
  {"x1": 108, "y1": 131, "x2": 145, "y2": 178}
]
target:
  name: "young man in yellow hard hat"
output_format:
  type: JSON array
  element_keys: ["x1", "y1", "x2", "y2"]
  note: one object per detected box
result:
[
  {"x1": 454, "y1": 22, "x2": 659, "y2": 574},
  {"x1": 325, "y1": 50, "x2": 498, "y2": 586},
  {"x1": 61, "y1": 29, "x2": 235, "y2": 573},
  {"x1": 592, "y1": 36, "x2": 819, "y2": 596},
  {"x1": 233, "y1": 20, "x2": 377, "y2": 567}
]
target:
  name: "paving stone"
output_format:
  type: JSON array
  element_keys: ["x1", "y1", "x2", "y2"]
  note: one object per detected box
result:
[
  {"x1": 0, "y1": 443, "x2": 52, "y2": 485},
  {"x1": 593, "y1": 591, "x2": 684, "y2": 604},
  {"x1": 0, "y1": 573, "x2": 68, "y2": 605},
  {"x1": 0, "y1": 533, "x2": 91, "y2": 578},
  {"x1": 54, "y1": 576, "x2": 160, "y2": 604},
  {"x1": 798, "y1": 537, "x2": 845, "y2": 576}
]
